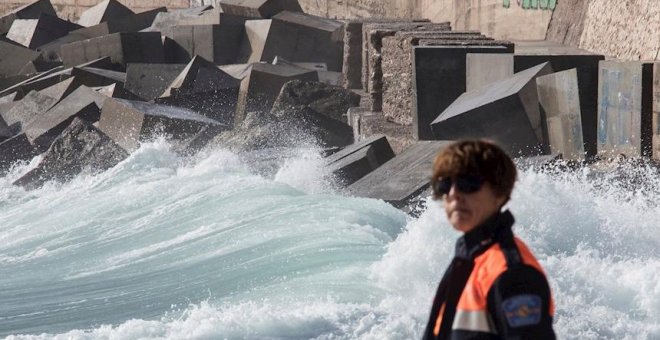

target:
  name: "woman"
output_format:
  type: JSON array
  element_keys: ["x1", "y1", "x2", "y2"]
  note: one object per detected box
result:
[{"x1": 423, "y1": 140, "x2": 556, "y2": 340}]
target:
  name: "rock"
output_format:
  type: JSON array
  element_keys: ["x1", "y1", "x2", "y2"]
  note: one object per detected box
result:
[
  {"x1": 13, "y1": 118, "x2": 128, "y2": 189},
  {"x1": 271, "y1": 80, "x2": 360, "y2": 123}
]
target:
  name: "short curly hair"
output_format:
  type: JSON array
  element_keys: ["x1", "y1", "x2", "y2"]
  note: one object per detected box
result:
[{"x1": 431, "y1": 140, "x2": 517, "y2": 200}]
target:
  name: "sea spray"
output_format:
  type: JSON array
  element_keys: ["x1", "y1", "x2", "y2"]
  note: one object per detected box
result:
[{"x1": 1, "y1": 142, "x2": 658, "y2": 339}]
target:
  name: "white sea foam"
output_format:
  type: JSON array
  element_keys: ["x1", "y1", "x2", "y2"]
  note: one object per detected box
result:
[{"x1": 1, "y1": 142, "x2": 658, "y2": 339}]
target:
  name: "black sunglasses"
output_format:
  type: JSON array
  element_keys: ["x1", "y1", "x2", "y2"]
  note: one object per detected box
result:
[{"x1": 432, "y1": 175, "x2": 485, "y2": 196}]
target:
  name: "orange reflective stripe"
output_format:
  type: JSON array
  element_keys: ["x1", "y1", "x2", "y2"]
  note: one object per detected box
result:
[{"x1": 433, "y1": 303, "x2": 446, "y2": 336}]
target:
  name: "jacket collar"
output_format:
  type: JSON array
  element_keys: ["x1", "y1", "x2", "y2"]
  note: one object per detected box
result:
[{"x1": 454, "y1": 210, "x2": 515, "y2": 260}]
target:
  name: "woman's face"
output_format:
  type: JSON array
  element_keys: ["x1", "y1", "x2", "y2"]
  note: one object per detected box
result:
[{"x1": 442, "y1": 179, "x2": 506, "y2": 233}]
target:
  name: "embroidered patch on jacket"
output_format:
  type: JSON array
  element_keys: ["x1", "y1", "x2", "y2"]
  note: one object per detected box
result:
[{"x1": 502, "y1": 294, "x2": 542, "y2": 327}]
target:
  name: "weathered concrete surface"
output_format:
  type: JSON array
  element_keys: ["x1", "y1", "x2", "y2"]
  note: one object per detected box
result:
[
  {"x1": 597, "y1": 61, "x2": 657, "y2": 158},
  {"x1": 238, "y1": 12, "x2": 344, "y2": 71},
  {"x1": 219, "y1": 0, "x2": 302, "y2": 18},
  {"x1": 272, "y1": 57, "x2": 341, "y2": 86},
  {"x1": 77, "y1": 0, "x2": 134, "y2": 27},
  {"x1": 270, "y1": 79, "x2": 359, "y2": 123},
  {"x1": 98, "y1": 98, "x2": 224, "y2": 152},
  {"x1": 413, "y1": 42, "x2": 514, "y2": 140},
  {"x1": 1, "y1": 90, "x2": 58, "y2": 134},
  {"x1": 325, "y1": 134, "x2": 394, "y2": 186},
  {"x1": 59, "y1": 32, "x2": 165, "y2": 70},
  {"x1": 0, "y1": 133, "x2": 36, "y2": 174},
  {"x1": 0, "y1": 0, "x2": 56, "y2": 35},
  {"x1": 14, "y1": 117, "x2": 128, "y2": 189},
  {"x1": 362, "y1": 22, "x2": 451, "y2": 103},
  {"x1": 547, "y1": 0, "x2": 660, "y2": 61},
  {"x1": 381, "y1": 31, "x2": 487, "y2": 124},
  {"x1": 466, "y1": 53, "x2": 514, "y2": 91},
  {"x1": 24, "y1": 85, "x2": 107, "y2": 151},
  {"x1": 147, "y1": 5, "x2": 216, "y2": 37},
  {"x1": 168, "y1": 24, "x2": 244, "y2": 65},
  {"x1": 431, "y1": 63, "x2": 553, "y2": 157},
  {"x1": 235, "y1": 62, "x2": 318, "y2": 124},
  {"x1": 161, "y1": 56, "x2": 240, "y2": 98},
  {"x1": 124, "y1": 63, "x2": 187, "y2": 101},
  {"x1": 654, "y1": 64, "x2": 660, "y2": 161},
  {"x1": 6, "y1": 13, "x2": 82, "y2": 49},
  {"x1": 349, "y1": 109, "x2": 414, "y2": 154},
  {"x1": 536, "y1": 68, "x2": 585, "y2": 160},
  {"x1": 514, "y1": 43, "x2": 603, "y2": 159},
  {"x1": 0, "y1": 39, "x2": 43, "y2": 77},
  {"x1": 0, "y1": 66, "x2": 71, "y2": 100},
  {"x1": 348, "y1": 140, "x2": 451, "y2": 207}
]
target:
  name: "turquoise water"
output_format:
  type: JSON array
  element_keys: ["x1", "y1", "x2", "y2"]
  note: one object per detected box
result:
[{"x1": 1, "y1": 140, "x2": 658, "y2": 339}]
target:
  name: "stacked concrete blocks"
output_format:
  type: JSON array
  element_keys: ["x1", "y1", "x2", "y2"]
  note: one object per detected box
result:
[
  {"x1": 77, "y1": 0, "x2": 134, "y2": 27},
  {"x1": 466, "y1": 53, "x2": 514, "y2": 91},
  {"x1": 413, "y1": 41, "x2": 514, "y2": 140},
  {"x1": 6, "y1": 13, "x2": 82, "y2": 49},
  {"x1": 219, "y1": 0, "x2": 303, "y2": 19},
  {"x1": 0, "y1": 0, "x2": 56, "y2": 35},
  {"x1": 235, "y1": 62, "x2": 318, "y2": 123},
  {"x1": 59, "y1": 32, "x2": 165, "y2": 70},
  {"x1": 381, "y1": 31, "x2": 490, "y2": 126},
  {"x1": 0, "y1": 40, "x2": 43, "y2": 77},
  {"x1": 124, "y1": 63, "x2": 187, "y2": 101},
  {"x1": 168, "y1": 24, "x2": 244, "y2": 65},
  {"x1": 24, "y1": 85, "x2": 107, "y2": 151},
  {"x1": 597, "y1": 61, "x2": 657, "y2": 158},
  {"x1": 239, "y1": 11, "x2": 344, "y2": 71},
  {"x1": 431, "y1": 63, "x2": 553, "y2": 157},
  {"x1": 98, "y1": 98, "x2": 225, "y2": 152},
  {"x1": 536, "y1": 68, "x2": 586, "y2": 160},
  {"x1": 515, "y1": 40, "x2": 604, "y2": 157}
]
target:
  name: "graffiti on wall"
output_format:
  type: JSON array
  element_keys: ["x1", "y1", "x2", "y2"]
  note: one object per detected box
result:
[{"x1": 503, "y1": 0, "x2": 557, "y2": 10}]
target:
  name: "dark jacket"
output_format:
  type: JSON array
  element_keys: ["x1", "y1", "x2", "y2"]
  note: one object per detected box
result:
[{"x1": 423, "y1": 210, "x2": 556, "y2": 340}]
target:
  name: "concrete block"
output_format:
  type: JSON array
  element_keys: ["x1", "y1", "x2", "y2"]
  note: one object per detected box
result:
[
  {"x1": 597, "y1": 61, "x2": 657, "y2": 158},
  {"x1": 0, "y1": 75, "x2": 32, "y2": 92},
  {"x1": 431, "y1": 63, "x2": 553, "y2": 157},
  {"x1": 60, "y1": 32, "x2": 165, "y2": 70},
  {"x1": 362, "y1": 22, "x2": 451, "y2": 94},
  {"x1": 98, "y1": 98, "x2": 226, "y2": 152},
  {"x1": 124, "y1": 63, "x2": 187, "y2": 101},
  {"x1": 0, "y1": 133, "x2": 36, "y2": 174},
  {"x1": 93, "y1": 83, "x2": 141, "y2": 100},
  {"x1": 0, "y1": 40, "x2": 43, "y2": 78},
  {"x1": 39, "y1": 8, "x2": 166, "y2": 63},
  {"x1": 348, "y1": 140, "x2": 452, "y2": 207},
  {"x1": 380, "y1": 32, "x2": 490, "y2": 124},
  {"x1": 161, "y1": 55, "x2": 240, "y2": 97},
  {"x1": 17, "y1": 60, "x2": 62, "y2": 76},
  {"x1": 341, "y1": 19, "x2": 428, "y2": 89},
  {"x1": 25, "y1": 85, "x2": 107, "y2": 151},
  {"x1": 6, "y1": 13, "x2": 81, "y2": 49},
  {"x1": 13, "y1": 118, "x2": 128, "y2": 190},
  {"x1": 536, "y1": 68, "x2": 585, "y2": 160},
  {"x1": 0, "y1": 0, "x2": 56, "y2": 35},
  {"x1": 325, "y1": 134, "x2": 395, "y2": 186},
  {"x1": 77, "y1": 0, "x2": 134, "y2": 27},
  {"x1": 0, "y1": 67, "x2": 69, "y2": 100},
  {"x1": 235, "y1": 62, "x2": 318, "y2": 123},
  {"x1": 514, "y1": 41, "x2": 604, "y2": 158},
  {"x1": 168, "y1": 24, "x2": 244, "y2": 65},
  {"x1": 0, "y1": 112, "x2": 11, "y2": 141},
  {"x1": 272, "y1": 57, "x2": 341, "y2": 86},
  {"x1": 1, "y1": 90, "x2": 58, "y2": 135},
  {"x1": 147, "y1": 5, "x2": 214, "y2": 35},
  {"x1": 413, "y1": 42, "x2": 514, "y2": 140},
  {"x1": 238, "y1": 12, "x2": 344, "y2": 71},
  {"x1": 219, "y1": 0, "x2": 302, "y2": 18},
  {"x1": 655, "y1": 64, "x2": 660, "y2": 161},
  {"x1": 466, "y1": 53, "x2": 514, "y2": 91},
  {"x1": 271, "y1": 79, "x2": 359, "y2": 123}
]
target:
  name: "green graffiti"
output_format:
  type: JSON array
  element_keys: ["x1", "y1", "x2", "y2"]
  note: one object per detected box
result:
[{"x1": 504, "y1": 0, "x2": 556, "y2": 9}]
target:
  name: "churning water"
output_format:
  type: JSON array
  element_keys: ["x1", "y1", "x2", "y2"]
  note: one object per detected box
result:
[{"x1": 0, "y1": 140, "x2": 658, "y2": 339}]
